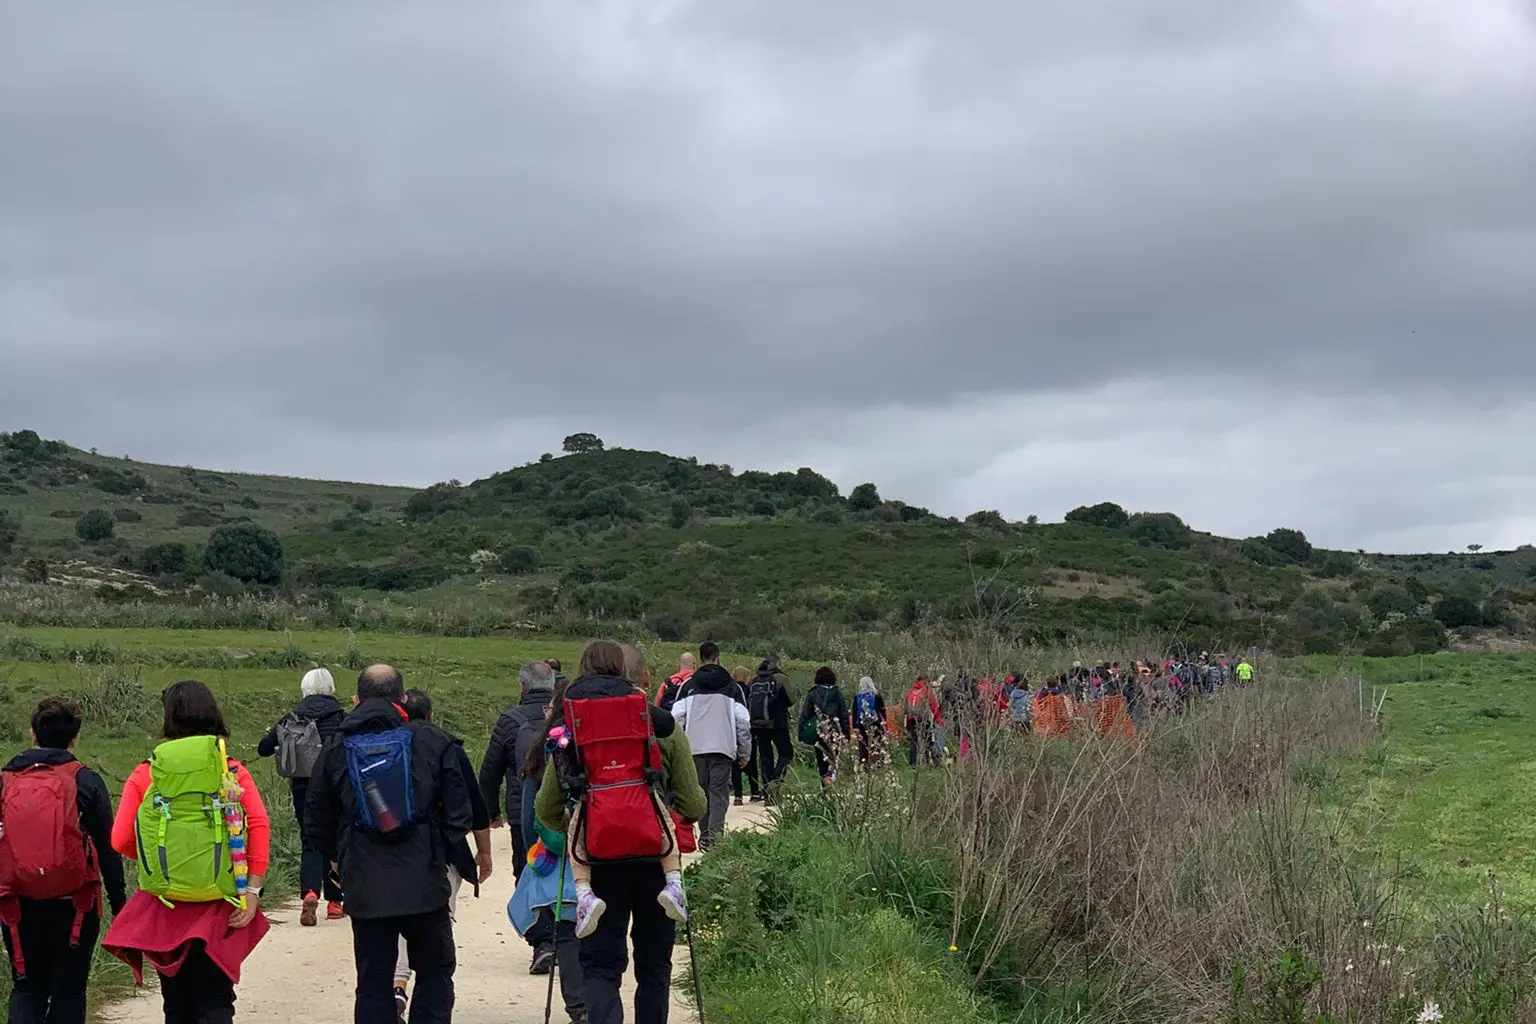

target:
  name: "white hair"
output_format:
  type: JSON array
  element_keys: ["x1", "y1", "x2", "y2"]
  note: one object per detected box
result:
[
  {"x1": 301, "y1": 667, "x2": 335, "y2": 697},
  {"x1": 679, "y1": 653, "x2": 695, "y2": 668}
]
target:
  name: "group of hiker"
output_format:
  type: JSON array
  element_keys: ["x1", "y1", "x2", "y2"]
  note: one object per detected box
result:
[{"x1": 0, "y1": 642, "x2": 1257, "y2": 1024}]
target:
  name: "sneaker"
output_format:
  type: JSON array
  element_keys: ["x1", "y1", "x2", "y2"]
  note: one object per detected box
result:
[
  {"x1": 750, "y1": 793, "x2": 765, "y2": 803},
  {"x1": 574, "y1": 891, "x2": 607, "y2": 939},
  {"x1": 299, "y1": 892, "x2": 319, "y2": 928},
  {"x1": 326, "y1": 901, "x2": 345, "y2": 920},
  {"x1": 394, "y1": 987, "x2": 408, "y2": 1023},
  {"x1": 733, "y1": 796, "x2": 744, "y2": 806},
  {"x1": 657, "y1": 879, "x2": 688, "y2": 923},
  {"x1": 529, "y1": 946, "x2": 555, "y2": 976}
]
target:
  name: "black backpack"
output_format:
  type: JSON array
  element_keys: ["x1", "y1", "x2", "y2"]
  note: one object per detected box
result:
[{"x1": 747, "y1": 675, "x2": 778, "y2": 729}]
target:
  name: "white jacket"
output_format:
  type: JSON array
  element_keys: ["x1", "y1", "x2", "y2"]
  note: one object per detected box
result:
[{"x1": 671, "y1": 665, "x2": 752, "y2": 761}]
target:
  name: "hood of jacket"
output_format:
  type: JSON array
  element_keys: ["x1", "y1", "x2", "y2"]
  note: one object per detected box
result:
[
  {"x1": 340, "y1": 697, "x2": 409, "y2": 735},
  {"x1": 566, "y1": 675, "x2": 676, "y2": 738},
  {"x1": 687, "y1": 663, "x2": 737, "y2": 695},
  {"x1": 4, "y1": 747, "x2": 78, "y2": 772},
  {"x1": 294, "y1": 694, "x2": 345, "y2": 721}
]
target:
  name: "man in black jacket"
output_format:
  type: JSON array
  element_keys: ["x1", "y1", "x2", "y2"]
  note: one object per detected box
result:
[
  {"x1": 746, "y1": 657, "x2": 795, "y2": 803},
  {"x1": 305, "y1": 665, "x2": 475, "y2": 1024},
  {"x1": 256, "y1": 667, "x2": 346, "y2": 926},
  {"x1": 1, "y1": 698, "x2": 127, "y2": 1024}
]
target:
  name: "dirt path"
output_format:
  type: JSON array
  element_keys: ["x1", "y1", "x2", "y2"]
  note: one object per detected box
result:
[{"x1": 102, "y1": 803, "x2": 768, "y2": 1023}]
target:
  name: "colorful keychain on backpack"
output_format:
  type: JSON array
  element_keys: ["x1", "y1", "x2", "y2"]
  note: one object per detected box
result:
[{"x1": 216, "y1": 739, "x2": 249, "y2": 907}]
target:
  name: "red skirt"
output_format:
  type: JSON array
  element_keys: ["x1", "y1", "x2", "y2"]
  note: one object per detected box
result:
[{"x1": 103, "y1": 891, "x2": 269, "y2": 985}]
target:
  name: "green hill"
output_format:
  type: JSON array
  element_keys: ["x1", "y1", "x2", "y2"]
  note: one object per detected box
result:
[{"x1": 3, "y1": 428, "x2": 1533, "y2": 654}]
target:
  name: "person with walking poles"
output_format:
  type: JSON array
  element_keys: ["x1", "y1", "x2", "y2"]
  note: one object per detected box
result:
[
  {"x1": 0, "y1": 697, "x2": 127, "y2": 1024},
  {"x1": 534, "y1": 640, "x2": 707, "y2": 1024},
  {"x1": 670, "y1": 642, "x2": 751, "y2": 850},
  {"x1": 255, "y1": 666, "x2": 345, "y2": 926},
  {"x1": 303, "y1": 664, "x2": 475, "y2": 1024}
]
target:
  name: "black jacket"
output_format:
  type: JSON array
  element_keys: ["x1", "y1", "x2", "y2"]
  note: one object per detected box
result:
[
  {"x1": 303, "y1": 699, "x2": 474, "y2": 920},
  {"x1": 799, "y1": 684, "x2": 851, "y2": 738},
  {"x1": 478, "y1": 689, "x2": 553, "y2": 824},
  {"x1": 748, "y1": 671, "x2": 794, "y2": 731},
  {"x1": 448, "y1": 737, "x2": 491, "y2": 892},
  {"x1": 257, "y1": 694, "x2": 346, "y2": 781},
  {"x1": 2, "y1": 748, "x2": 127, "y2": 914}
]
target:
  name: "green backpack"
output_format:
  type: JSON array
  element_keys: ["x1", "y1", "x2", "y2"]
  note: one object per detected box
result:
[{"x1": 134, "y1": 736, "x2": 242, "y2": 906}]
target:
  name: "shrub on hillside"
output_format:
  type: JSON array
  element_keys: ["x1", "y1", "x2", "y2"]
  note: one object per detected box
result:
[
  {"x1": 20, "y1": 558, "x2": 48, "y2": 583},
  {"x1": 1364, "y1": 614, "x2": 1448, "y2": 656},
  {"x1": 403, "y1": 481, "x2": 465, "y2": 521},
  {"x1": 668, "y1": 498, "x2": 691, "y2": 529},
  {"x1": 848, "y1": 482, "x2": 882, "y2": 511},
  {"x1": 498, "y1": 546, "x2": 540, "y2": 575},
  {"x1": 1264, "y1": 527, "x2": 1313, "y2": 564},
  {"x1": 138, "y1": 542, "x2": 189, "y2": 576},
  {"x1": 175, "y1": 508, "x2": 221, "y2": 527},
  {"x1": 0, "y1": 509, "x2": 16, "y2": 555},
  {"x1": 75, "y1": 508, "x2": 116, "y2": 542},
  {"x1": 1066, "y1": 501, "x2": 1130, "y2": 529},
  {"x1": 113, "y1": 508, "x2": 142, "y2": 523},
  {"x1": 1434, "y1": 595, "x2": 1484, "y2": 629},
  {"x1": 1128, "y1": 511, "x2": 1192, "y2": 548},
  {"x1": 204, "y1": 522, "x2": 284, "y2": 585},
  {"x1": 91, "y1": 469, "x2": 145, "y2": 495},
  {"x1": 964, "y1": 509, "x2": 1008, "y2": 528},
  {"x1": 561, "y1": 432, "x2": 604, "y2": 454}
]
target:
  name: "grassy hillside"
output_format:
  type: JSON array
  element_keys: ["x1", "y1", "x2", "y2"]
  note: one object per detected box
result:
[{"x1": 4, "y1": 429, "x2": 1535, "y2": 654}]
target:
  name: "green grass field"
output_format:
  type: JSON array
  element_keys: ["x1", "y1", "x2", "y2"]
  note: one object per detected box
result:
[{"x1": 1294, "y1": 652, "x2": 1536, "y2": 910}]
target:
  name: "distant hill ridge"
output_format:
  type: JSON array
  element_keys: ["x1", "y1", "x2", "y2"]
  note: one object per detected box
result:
[{"x1": 3, "y1": 428, "x2": 1533, "y2": 655}]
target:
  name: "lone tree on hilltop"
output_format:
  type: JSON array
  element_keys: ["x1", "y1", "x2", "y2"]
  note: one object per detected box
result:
[
  {"x1": 848, "y1": 483, "x2": 882, "y2": 512},
  {"x1": 204, "y1": 522, "x2": 284, "y2": 585},
  {"x1": 562, "y1": 433, "x2": 605, "y2": 455},
  {"x1": 75, "y1": 508, "x2": 116, "y2": 542},
  {"x1": 1065, "y1": 502, "x2": 1130, "y2": 530},
  {"x1": 1263, "y1": 527, "x2": 1313, "y2": 564},
  {"x1": 1467, "y1": 543, "x2": 1483, "y2": 554}
]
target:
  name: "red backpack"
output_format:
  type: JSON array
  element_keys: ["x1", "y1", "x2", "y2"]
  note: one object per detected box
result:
[
  {"x1": 0, "y1": 761, "x2": 101, "y2": 977},
  {"x1": 564, "y1": 694, "x2": 675, "y2": 864}
]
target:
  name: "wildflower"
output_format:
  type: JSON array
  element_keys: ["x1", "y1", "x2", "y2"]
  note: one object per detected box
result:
[
  {"x1": 949, "y1": 945, "x2": 959, "y2": 953},
  {"x1": 1345, "y1": 960, "x2": 1355, "y2": 973},
  {"x1": 1416, "y1": 998, "x2": 1443, "y2": 1023}
]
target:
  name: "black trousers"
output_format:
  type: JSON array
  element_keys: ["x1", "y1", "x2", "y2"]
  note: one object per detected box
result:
[
  {"x1": 352, "y1": 909, "x2": 454, "y2": 1024},
  {"x1": 158, "y1": 942, "x2": 235, "y2": 1024},
  {"x1": 543, "y1": 911, "x2": 585, "y2": 1021},
  {"x1": 4, "y1": 901, "x2": 98, "y2": 1024},
  {"x1": 750, "y1": 727, "x2": 793, "y2": 789},
  {"x1": 581, "y1": 862, "x2": 675, "y2": 1024},
  {"x1": 292, "y1": 779, "x2": 344, "y2": 901},
  {"x1": 731, "y1": 755, "x2": 759, "y2": 799}
]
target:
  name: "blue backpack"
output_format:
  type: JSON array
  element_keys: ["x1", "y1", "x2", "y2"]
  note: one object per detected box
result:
[
  {"x1": 854, "y1": 691, "x2": 879, "y2": 727},
  {"x1": 344, "y1": 727, "x2": 416, "y2": 834}
]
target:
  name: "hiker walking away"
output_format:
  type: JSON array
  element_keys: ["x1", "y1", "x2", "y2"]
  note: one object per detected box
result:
[
  {"x1": 746, "y1": 657, "x2": 795, "y2": 802},
  {"x1": 1235, "y1": 657, "x2": 1254, "y2": 686},
  {"x1": 852, "y1": 676, "x2": 886, "y2": 766},
  {"x1": 102, "y1": 681, "x2": 270, "y2": 1024},
  {"x1": 534, "y1": 640, "x2": 707, "y2": 1024},
  {"x1": 671, "y1": 642, "x2": 750, "y2": 850},
  {"x1": 393, "y1": 690, "x2": 494, "y2": 1024},
  {"x1": 653, "y1": 653, "x2": 694, "y2": 712},
  {"x1": 903, "y1": 676, "x2": 940, "y2": 768},
  {"x1": 0, "y1": 697, "x2": 127, "y2": 1024},
  {"x1": 798, "y1": 667, "x2": 850, "y2": 785},
  {"x1": 1001, "y1": 675, "x2": 1032, "y2": 730},
  {"x1": 728, "y1": 667, "x2": 762, "y2": 806},
  {"x1": 304, "y1": 665, "x2": 474, "y2": 1024},
  {"x1": 256, "y1": 666, "x2": 345, "y2": 926},
  {"x1": 478, "y1": 661, "x2": 562, "y2": 974}
]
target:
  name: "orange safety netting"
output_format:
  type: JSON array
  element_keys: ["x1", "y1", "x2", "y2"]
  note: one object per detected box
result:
[
  {"x1": 1033, "y1": 693, "x2": 1073, "y2": 737},
  {"x1": 1088, "y1": 695, "x2": 1136, "y2": 739}
]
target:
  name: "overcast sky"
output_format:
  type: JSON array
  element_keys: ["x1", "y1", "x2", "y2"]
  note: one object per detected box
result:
[{"x1": 3, "y1": 1, "x2": 1534, "y2": 552}]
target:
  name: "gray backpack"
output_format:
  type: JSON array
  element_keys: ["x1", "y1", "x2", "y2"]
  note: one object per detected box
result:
[{"x1": 275, "y1": 713, "x2": 323, "y2": 779}]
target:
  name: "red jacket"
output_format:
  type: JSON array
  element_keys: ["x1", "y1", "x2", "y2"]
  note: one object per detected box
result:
[{"x1": 903, "y1": 682, "x2": 941, "y2": 726}]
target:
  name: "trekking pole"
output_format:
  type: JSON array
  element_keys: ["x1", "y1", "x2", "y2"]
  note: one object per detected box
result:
[
  {"x1": 545, "y1": 849, "x2": 567, "y2": 1024},
  {"x1": 684, "y1": 911, "x2": 706, "y2": 1021}
]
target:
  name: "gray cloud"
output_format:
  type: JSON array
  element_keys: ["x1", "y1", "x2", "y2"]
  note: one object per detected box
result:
[{"x1": 3, "y1": 0, "x2": 1534, "y2": 549}]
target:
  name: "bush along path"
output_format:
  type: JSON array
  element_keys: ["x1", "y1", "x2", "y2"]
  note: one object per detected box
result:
[{"x1": 101, "y1": 803, "x2": 770, "y2": 1024}]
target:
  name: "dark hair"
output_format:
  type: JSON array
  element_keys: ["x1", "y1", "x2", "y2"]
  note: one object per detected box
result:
[
  {"x1": 520, "y1": 679, "x2": 568, "y2": 780},
  {"x1": 578, "y1": 639, "x2": 626, "y2": 679},
  {"x1": 31, "y1": 697, "x2": 82, "y2": 750},
  {"x1": 546, "y1": 658, "x2": 561, "y2": 672},
  {"x1": 757, "y1": 658, "x2": 776, "y2": 674},
  {"x1": 402, "y1": 688, "x2": 433, "y2": 722},
  {"x1": 357, "y1": 665, "x2": 406, "y2": 702},
  {"x1": 814, "y1": 666, "x2": 837, "y2": 687},
  {"x1": 699, "y1": 641, "x2": 720, "y2": 663},
  {"x1": 161, "y1": 680, "x2": 229, "y2": 740}
]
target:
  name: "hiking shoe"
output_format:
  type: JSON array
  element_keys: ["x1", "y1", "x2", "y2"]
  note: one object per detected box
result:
[
  {"x1": 326, "y1": 901, "x2": 345, "y2": 920},
  {"x1": 750, "y1": 793, "x2": 765, "y2": 803},
  {"x1": 394, "y1": 987, "x2": 408, "y2": 1023},
  {"x1": 575, "y1": 891, "x2": 607, "y2": 939},
  {"x1": 657, "y1": 879, "x2": 688, "y2": 923},
  {"x1": 529, "y1": 946, "x2": 555, "y2": 976},
  {"x1": 300, "y1": 893, "x2": 319, "y2": 928},
  {"x1": 733, "y1": 796, "x2": 744, "y2": 806}
]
